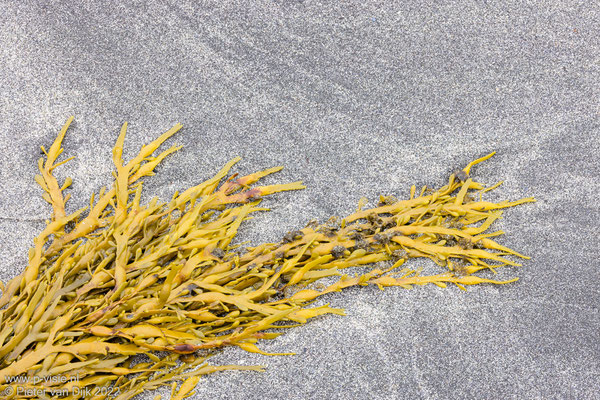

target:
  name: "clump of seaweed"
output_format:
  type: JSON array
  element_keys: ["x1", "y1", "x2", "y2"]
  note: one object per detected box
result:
[{"x1": 0, "y1": 118, "x2": 534, "y2": 399}]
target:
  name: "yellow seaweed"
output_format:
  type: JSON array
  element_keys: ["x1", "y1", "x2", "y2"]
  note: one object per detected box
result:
[{"x1": 0, "y1": 118, "x2": 534, "y2": 399}]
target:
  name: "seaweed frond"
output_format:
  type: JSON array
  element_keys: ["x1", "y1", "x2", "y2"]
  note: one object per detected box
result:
[{"x1": 0, "y1": 118, "x2": 534, "y2": 399}]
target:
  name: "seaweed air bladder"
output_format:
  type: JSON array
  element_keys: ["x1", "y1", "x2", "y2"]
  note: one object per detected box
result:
[{"x1": 0, "y1": 117, "x2": 535, "y2": 400}]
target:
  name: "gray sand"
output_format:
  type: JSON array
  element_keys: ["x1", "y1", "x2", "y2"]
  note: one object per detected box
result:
[{"x1": 0, "y1": 2, "x2": 598, "y2": 399}]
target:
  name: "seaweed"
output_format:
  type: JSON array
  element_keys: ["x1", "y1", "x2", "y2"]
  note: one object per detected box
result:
[{"x1": 0, "y1": 118, "x2": 535, "y2": 399}]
